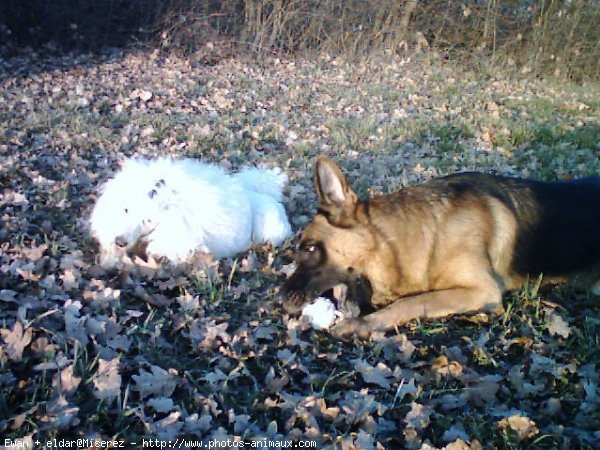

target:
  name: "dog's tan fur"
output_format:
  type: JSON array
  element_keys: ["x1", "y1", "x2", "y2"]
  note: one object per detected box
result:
[{"x1": 281, "y1": 157, "x2": 600, "y2": 339}]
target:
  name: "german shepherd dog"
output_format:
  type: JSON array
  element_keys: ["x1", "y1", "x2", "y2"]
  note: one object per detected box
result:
[{"x1": 280, "y1": 157, "x2": 600, "y2": 339}]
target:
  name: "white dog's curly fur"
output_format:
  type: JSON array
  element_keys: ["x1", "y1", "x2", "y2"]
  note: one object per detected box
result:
[{"x1": 90, "y1": 157, "x2": 292, "y2": 269}]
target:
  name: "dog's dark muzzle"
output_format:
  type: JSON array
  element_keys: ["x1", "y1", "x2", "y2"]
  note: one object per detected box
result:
[
  {"x1": 279, "y1": 269, "x2": 374, "y2": 318},
  {"x1": 278, "y1": 277, "x2": 311, "y2": 314},
  {"x1": 279, "y1": 264, "x2": 330, "y2": 314}
]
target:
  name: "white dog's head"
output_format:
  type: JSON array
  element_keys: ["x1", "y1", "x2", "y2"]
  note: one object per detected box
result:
[{"x1": 90, "y1": 159, "x2": 168, "y2": 269}]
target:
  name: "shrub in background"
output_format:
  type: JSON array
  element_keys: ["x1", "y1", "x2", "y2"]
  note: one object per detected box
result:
[{"x1": 1, "y1": 0, "x2": 598, "y2": 81}]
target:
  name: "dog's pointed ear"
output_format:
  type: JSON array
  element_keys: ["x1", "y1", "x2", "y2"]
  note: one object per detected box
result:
[{"x1": 315, "y1": 157, "x2": 357, "y2": 218}]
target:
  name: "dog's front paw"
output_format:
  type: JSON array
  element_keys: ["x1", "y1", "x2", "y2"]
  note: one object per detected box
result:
[{"x1": 331, "y1": 317, "x2": 372, "y2": 340}]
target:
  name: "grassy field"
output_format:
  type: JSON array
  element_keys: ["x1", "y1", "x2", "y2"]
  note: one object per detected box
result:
[{"x1": 0, "y1": 50, "x2": 599, "y2": 449}]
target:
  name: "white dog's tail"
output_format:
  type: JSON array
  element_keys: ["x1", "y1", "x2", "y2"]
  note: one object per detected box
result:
[{"x1": 233, "y1": 167, "x2": 287, "y2": 201}]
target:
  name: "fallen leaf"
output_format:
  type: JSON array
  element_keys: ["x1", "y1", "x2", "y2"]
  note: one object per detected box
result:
[
  {"x1": 0, "y1": 321, "x2": 33, "y2": 362},
  {"x1": 0, "y1": 290, "x2": 18, "y2": 303},
  {"x1": 404, "y1": 402, "x2": 431, "y2": 431},
  {"x1": 152, "y1": 411, "x2": 183, "y2": 441},
  {"x1": 10, "y1": 406, "x2": 39, "y2": 431},
  {"x1": 445, "y1": 439, "x2": 482, "y2": 450},
  {"x1": 353, "y1": 359, "x2": 394, "y2": 389},
  {"x1": 464, "y1": 378, "x2": 499, "y2": 406},
  {"x1": 239, "y1": 252, "x2": 260, "y2": 273},
  {"x1": 442, "y1": 422, "x2": 470, "y2": 443},
  {"x1": 133, "y1": 365, "x2": 178, "y2": 399},
  {"x1": 498, "y1": 415, "x2": 539, "y2": 442},
  {"x1": 44, "y1": 394, "x2": 80, "y2": 429},
  {"x1": 431, "y1": 355, "x2": 463, "y2": 378},
  {"x1": 53, "y1": 364, "x2": 82, "y2": 395},
  {"x1": 63, "y1": 300, "x2": 88, "y2": 345},
  {"x1": 148, "y1": 397, "x2": 176, "y2": 413},
  {"x1": 93, "y1": 358, "x2": 121, "y2": 402},
  {"x1": 393, "y1": 378, "x2": 419, "y2": 405},
  {"x1": 547, "y1": 312, "x2": 571, "y2": 338}
]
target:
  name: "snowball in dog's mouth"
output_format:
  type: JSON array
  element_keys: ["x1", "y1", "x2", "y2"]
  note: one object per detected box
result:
[{"x1": 301, "y1": 283, "x2": 357, "y2": 330}]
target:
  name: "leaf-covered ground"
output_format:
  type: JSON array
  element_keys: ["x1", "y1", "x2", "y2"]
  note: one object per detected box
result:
[{"x1": 1, "y1": 50, "x2": 599, "y2": 449}]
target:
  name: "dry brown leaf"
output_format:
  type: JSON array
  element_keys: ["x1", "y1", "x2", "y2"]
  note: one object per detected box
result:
[
  {"x1": 393, "y1": 378, "x2": 419, "y2": 405},
  {"x1": 464, "y1": 378, "x2": 499, "y2": 406},
  {"x1": 10, "y1": 406, "x2": 39, "y2": 431},
  {"x1": 148, "y1": 397, "x2": 176, "y2": 413},
  {"x1": 203, "y1": 368, "x2": 229, "y2": 389},
  {"x1": 133, "y1": 285, "x2": 171, "y2": 307},
  {"x1": 353, "y1": 359, "x2": 394, "y2": 389},
  {"x1": 0, "y1": 289, "x2": 18, "y2": 303},
  {"x1": 0, "y1": 321, "x2": 33, "y2": 362},
  {"x1": 133, "y1": 365, "x2": 178, "y2": 399},
  {"x1": 498, "y1": 415, "x2": 539, "y2": 442},
  {"x1": 184, "y1": 413, "x2": 213, "y2": 433},
  {"x1": 44, "y1": 394, "x2": 80, "y2": 429},
  {"x1": 405, "y1": 402, "x2": 431, "y2": 431},
  {"x1": 63, "y1": 300, "x2": 89, "y2": 345},
  {"x1": 187, "y1": 318, "x2": 231, "y2": 350},
  {"x1": 431, "y1": 355, "x2": 463, "y2": 378},
  {"x1": 445, "y1": 439, "x2": 483, "y2": 450},
  {"x1": 441, "y1": 422, "x2": 470, "y2": 443},
  {"x1": 239, "y1": 252, "x2": 260, "y2": 273},
  {"x1": 53, "y1": 364, "x2": 82, "y2": 395},
  {"x1": 151, "y1": 411, "x2": 183, "y2": 441},
  {"x1": 264, "y1": 366, "x2": 289, "y2": 392},
  {"x1": 547, "y1": 312, "x2": 571, "y2": 338},
  {"x1": 93, "y1": 358, "x2": 122, "y2": 402}
]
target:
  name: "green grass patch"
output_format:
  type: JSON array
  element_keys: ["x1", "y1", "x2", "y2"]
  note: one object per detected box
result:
[
  {"x1": 564, "y1": 124, "x2": 600, "y2": 149},
  {"x1": 429, "y1": 123, "x2": 475, "y2": 153}
]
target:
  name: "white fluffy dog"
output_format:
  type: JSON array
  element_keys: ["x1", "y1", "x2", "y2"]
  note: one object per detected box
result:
[{"x1": 90, "y1": 157, "x2": 292, "y2": 269}]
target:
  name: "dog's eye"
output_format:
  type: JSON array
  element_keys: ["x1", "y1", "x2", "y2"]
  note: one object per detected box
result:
[
  {"x1": 300, "y1": 242, "x2": 319, "y2": 254},
  {"x1": 124, "y1": 208, "x2": 129, "y2": 214},
  {"x1": 299, "y1": 242, "x2": 322, "y2": 267}
]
